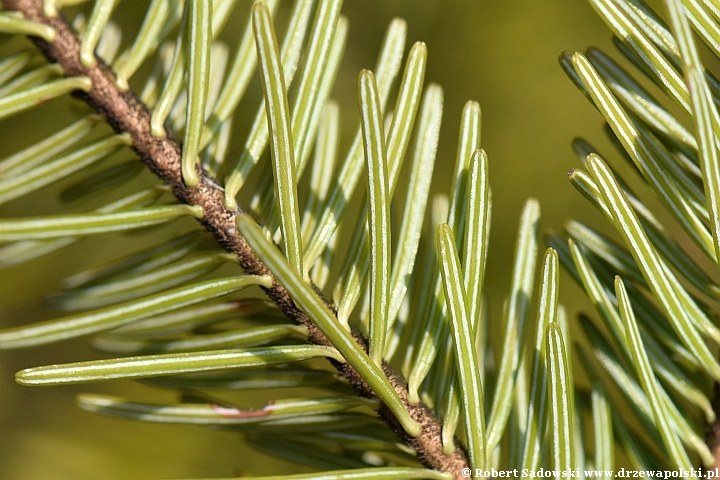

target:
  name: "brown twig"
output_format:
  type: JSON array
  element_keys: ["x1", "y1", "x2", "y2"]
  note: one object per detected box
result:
[
  {"x1": 0, "y1": 0, "x2": 470, "y2": 477},
  {"x1": 707, "y1": 384, "x2": 720, "y2": 469}
]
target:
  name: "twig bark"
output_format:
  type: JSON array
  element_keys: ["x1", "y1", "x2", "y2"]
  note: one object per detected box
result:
[{"x1": 0, "y1": 0, "x2": 470, "y2": 477}]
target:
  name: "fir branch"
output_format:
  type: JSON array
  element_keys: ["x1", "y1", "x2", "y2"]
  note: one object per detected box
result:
[{"x1": 0, "y1": 0, "x2": 470, "y2": 476}]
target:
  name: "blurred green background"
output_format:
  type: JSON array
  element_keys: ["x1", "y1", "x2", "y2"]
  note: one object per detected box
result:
[{"x1": 0, "y1": 0, "x2": 653, "y2": 477}]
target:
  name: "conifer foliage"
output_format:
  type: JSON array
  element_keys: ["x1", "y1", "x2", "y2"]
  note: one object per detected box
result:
[{"x1": 0, "y1": 0, "x2": 718, "y2": 478}]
